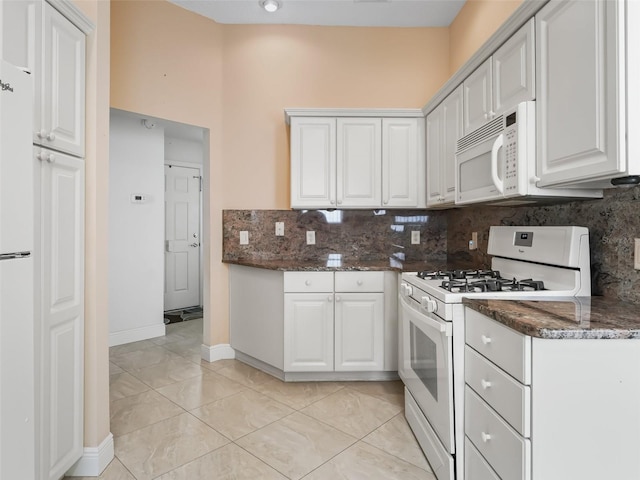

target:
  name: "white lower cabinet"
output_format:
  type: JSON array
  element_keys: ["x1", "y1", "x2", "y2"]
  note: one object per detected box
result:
[
  {"x1": 283, "y1": 271, "x2": 387, "y2": 373},
  {"x1": 334, "y1": 293, "x2": 384, "y2": 371},
  {"x1": 464, "y1": 307, "x2": 640, "y2": 480},
  {"x1": 34, "y1": 147, "x2": 84, "y2": 480},
  {"x1": 284, "y1": 293, "x2": 334, "y2": 372}
]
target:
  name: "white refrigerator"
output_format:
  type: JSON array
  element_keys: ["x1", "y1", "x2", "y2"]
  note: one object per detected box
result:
[{"x1": 0, "y1": 59, "x2": 35, "y2": 479}]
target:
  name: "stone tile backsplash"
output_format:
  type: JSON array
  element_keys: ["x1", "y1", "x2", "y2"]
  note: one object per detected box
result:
[
  {"x1": 447, "y1": 187, "x2": 640, "y2": 304},
  {"x1": 222, "y1": 209, "x2": 447, "y2": 266}
]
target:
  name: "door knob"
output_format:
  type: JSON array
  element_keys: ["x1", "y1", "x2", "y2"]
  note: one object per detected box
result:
[{"x1": 189, "y1": 243, "x2": 199, "y2": 247}]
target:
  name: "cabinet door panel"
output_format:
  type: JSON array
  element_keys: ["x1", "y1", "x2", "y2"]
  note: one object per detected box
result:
[
  {"x1": 441, "y1": 86, "x2": 463, "y2": 204},
  {"x1": 493, "y1": 18, "x2": 535, "y2": 116},
  {"x1": 334, "y1": 293, "x2": 383, "y2": 371},
  {"x1": 38, "y1": 149, "x2": 84, "y2": 480},
  {"x1": 41, "y1": 4, "x2": 85, "y2": 157},
  {"x1": 426, "y1": 107, "x2": 443, "y2": 206},
  {"x1": 284, "y1": 293, "x2": 333, "y2": 372},
  {"x1": 382, "y1": 118, "x2": 422, "y2": 208},
  {"x1": 337, "y1": 118, "x2": 381, "y2": 207},
  {"x1": 536, "y1": 0, "x2": 622, "y2": 187},
  {"x1": 290, "y1": 117, "x2": 336, "y2": 208},
  {"x1": 463, "y1": 58, "x2": 493, "y2": 134}
]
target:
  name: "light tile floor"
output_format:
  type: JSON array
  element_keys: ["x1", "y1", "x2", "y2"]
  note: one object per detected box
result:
[{"x1": 68, "y1": 319, "x2": 436, "y2": 480}]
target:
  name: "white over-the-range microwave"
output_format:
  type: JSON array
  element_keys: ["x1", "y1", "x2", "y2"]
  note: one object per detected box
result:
[{"x1": 455, "y1": 101, "x2": 602, "y2": 206}]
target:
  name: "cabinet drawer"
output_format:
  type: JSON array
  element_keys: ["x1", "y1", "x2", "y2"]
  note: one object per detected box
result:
[
  {"x1": 335, "y1": 271, "x2": 384, "y2": 292},
  {"x1": 465, "y1": 437, "x2": 501, "y2": 480},
  {"x1": 465, "y1": 307, "x2": 531, "y2": 384},
  {"x1": 284, "y1": 272, "x2": 333, "y2": 292},
  {"x1": 465, "y1": 387, "x2": 531, "y2": 480},
  {"x1": 465, "y1": 346, "x2": 531, "y2": 437}
]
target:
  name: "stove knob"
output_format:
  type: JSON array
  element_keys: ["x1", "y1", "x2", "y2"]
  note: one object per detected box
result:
[
  {"x1": 400, "y1": 283, "x2": 413, "y2": 296},
  {"x1": 421, "y1": 296, "x2": 438, "y2": 313}
]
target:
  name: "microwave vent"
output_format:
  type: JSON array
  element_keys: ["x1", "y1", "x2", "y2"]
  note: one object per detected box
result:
[{"x1": 457, "y1": 115, "x2": 503, "y2": 153}]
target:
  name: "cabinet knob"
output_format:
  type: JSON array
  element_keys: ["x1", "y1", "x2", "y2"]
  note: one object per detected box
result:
[
  {"x1": 46, "y1": 154, "x2": 55, "y2": 163},
  {"x1": 37, "y1": 130, "x2": 47, "y2": 139},
  {"x1": 481, "y1": 432, "x2": 492, "y2": 443},
  {"x1": 305, "y1": 280, "x2": 311, "y2": 286},
  {"x1": 46, "y1": 132, "x2": 56, "y2": 141},
  {"x1": 36, "y1": 152, "x2": 45, "y2": 161},
  {"x1": 481, "y1": 379, "x2": 492, "y2": 389},
  {"x1": 335, "y1": 296, "x2": 341, "y2": 302},
  {"x1": 383, "y1": 200, "x2": 388, "y2": 205},
  {"x1": 481, "y1": 335, "x2": 492, "y2": 345},
  {"x1": 337, "y1": 199, "x2": 342, "y2": 205},
  {"x1": 327, "y1": 296, "x2": 333, "y2": 302},
  {"x1": 356, "y1": 280, "x2": 363, "y2": 286}
]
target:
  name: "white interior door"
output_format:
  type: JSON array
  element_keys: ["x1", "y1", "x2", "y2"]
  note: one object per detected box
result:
[{"x1": 164, "y1": 165, "x2": 201, "y2": 311}]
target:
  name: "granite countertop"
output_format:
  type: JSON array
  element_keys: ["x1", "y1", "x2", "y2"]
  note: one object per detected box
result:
[
  {"x1": 463, "y1": 297, "x2": 640, "y2": 340},
  {"x1": 223, "y1": 257, "x2": 447, "y2": 273}
]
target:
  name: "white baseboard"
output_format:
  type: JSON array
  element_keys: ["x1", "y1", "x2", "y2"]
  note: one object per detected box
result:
[
  {"x1": 201, "y1": 343, "x2": 235, "y2": 362},
  {"x1": 65, "y1": 433, "x2": 114, "y2": 477},
  {"x1": 109, "y1": 323, "x2": 166, "y2": 347}
]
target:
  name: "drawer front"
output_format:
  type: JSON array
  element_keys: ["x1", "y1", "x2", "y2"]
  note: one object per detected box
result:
[
  {"x1": 465, "y1": 307, "x2": 531, "y2": 384},
  {"x1": 335, "y1": 271, "x2": 384, "y2": 292},
  {"x1": 465, "y1": 437, "x2": 501, "y2": 480},
  {"x1": 284, "y1": 272, "x2": 334, "y2": 292},
  {"x1": 465, "y1": 346, "x2": 531, "y2": 437},
  {"x1": 465, "y1": 387, "x2": 531, "y2": 480}
]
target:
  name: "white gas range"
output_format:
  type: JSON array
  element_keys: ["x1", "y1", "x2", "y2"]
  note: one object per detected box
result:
[{"x1": 398, "y1": 226, "x2": 591, "y2": 480}]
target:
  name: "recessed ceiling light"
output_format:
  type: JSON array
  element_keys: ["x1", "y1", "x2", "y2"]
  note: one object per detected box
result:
[{"x1": 260, "y1": 0, "x2": 280, "y2": 13}]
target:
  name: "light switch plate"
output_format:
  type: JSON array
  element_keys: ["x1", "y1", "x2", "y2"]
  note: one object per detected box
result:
[
  {"x1": 469, "y1": 232, "x2": 478, "y2": 250},
  {"x1": 411, "y1": 231, "x2": 420, "y2": 245},
  {"x1": 635, "y1": 238, "x2": 640, "y2": 270},
  {"x1": 306, "y1": 231, "x2": 316, "y2": 245},
  {"x1": 275, "y1": 222, "x2": 284, "y2": 236},
  {"x1": 240, "y1": 231, "x2": 249, "y2": 245}
]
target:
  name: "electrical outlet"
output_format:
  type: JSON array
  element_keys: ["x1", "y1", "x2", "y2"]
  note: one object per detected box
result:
[
  {"x1": 275, "y1": 222, "x2": 284, "y2": 236},
  {"x1": 469, "y1": 232, "x2": 478, "y2": 251},
  {"x1": 411, "y1": 231, "x2": 420, "y2": 245},
  {"x1": 306, "y1": 231, "x2": 316, "y2": 245},
  {"x1": 635, "y1": 238, "x2": 640, "y2": 270},
  {"x1": 239, "y1": 231, "x2": 249, "y2": 245}
]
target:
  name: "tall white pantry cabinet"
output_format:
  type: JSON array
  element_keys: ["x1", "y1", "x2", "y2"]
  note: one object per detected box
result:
[{"x1": 0, "y1": 1, "x2": 90, "y2": 479}]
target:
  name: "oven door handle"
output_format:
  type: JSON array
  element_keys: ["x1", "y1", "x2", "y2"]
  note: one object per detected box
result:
[{"x1": 399, "y1": 295, "x2": 452, "y2": 336}]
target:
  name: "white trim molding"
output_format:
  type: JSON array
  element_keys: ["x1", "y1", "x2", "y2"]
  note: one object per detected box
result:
[
  {"x1": 109, "y1": 324, "x2": 166, "y2": 347},
  {"x1": 201, "y1": 343, "x2": 235, "y2": 363},
  {"x1": 47, "y1": 0, "x2": 95, "y2": 34},
  {"x1": 284, "y1": 108, "x2": 424, "y2": 124},
  {"x1": 65, "y1": 433, "x2": 114, "y2": 477}
]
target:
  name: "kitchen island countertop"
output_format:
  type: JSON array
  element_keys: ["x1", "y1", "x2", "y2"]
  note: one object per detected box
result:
[
  {"x1": 223, "y1": 257, "x2": 447, "y2": 272},
  {"x1": 463, "y1": 297, "x2": 640, "y2": 339}
]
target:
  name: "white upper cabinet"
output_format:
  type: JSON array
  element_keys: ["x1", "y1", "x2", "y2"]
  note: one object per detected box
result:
[
  {"x1": 493, "y1": 18, "x2": 536, "y2": 117},
  {"x1": 463, "y1": 58, "x2": 493, "y2": 134},
  {"x1": 463, "y1": 19, "x2": 535, "y2": 135},
  {"x1": 1, "y1": 1, "x2": 85, "y2": 158},
  {"x1": 427, "y1": 85, "x2": 463, "y2": 208},
  {"x1": 337, "y1": 118, "x2": 382, "y2": 207},
  {"x1": 289, "y1": 111, "x2": 424, "y2": 209},
  {"x1": 382, "y1": 118, "x2": 424, "y2": 208},
  {"x1": 535, "y1": 0, "x2": 623, "y2": 188},
  {"x1": 290, "y1": 117, "x2": 337, "y2": 208},
  {"x1": 40, "y1": 4, "x2": 85, "y2": 157}
]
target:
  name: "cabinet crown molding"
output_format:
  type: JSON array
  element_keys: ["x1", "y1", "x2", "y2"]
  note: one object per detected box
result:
[
  {"x1": 284, "y1": 108, "x2": 424, "y2": 125},
  {"x1": 48, "y1": 0, "x2": 94, "y2": 34}
]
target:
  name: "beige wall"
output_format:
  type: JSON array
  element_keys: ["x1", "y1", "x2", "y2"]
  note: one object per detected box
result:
[
  {"x1": 221, "y1": 25, "x2": 449, "y2": 209},
  {"x1": 110, "y1": 0, "x2": 450, "y2": 347},
  {"x1": 449, "y1": 0, "x2": 524, "y2": 74},
  {"x1": 73, "y1": 0, "x2": 112, "y2": 451}
]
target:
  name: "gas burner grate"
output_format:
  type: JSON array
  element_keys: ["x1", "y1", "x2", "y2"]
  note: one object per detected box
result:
[
  {"x1": 439, "y1": 277, "x2": 546, "y2": 293},
  {"x1": 418, "y1": 269, "x2": 501, "y2": 281}
]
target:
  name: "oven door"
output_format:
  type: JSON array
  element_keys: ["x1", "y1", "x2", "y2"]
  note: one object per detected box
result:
[{"x1": 399, "y1": 293, "x2": 454, "y2": 453}]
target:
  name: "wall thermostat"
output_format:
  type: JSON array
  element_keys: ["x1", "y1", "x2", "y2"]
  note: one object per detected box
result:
[{"x1": 130, "y1": 194, "x2": 147, "y2": 203}]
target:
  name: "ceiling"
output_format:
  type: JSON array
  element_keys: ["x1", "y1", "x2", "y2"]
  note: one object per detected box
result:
[{"x1": 167, "y1": 0, "x2": 466, "y2": 28}]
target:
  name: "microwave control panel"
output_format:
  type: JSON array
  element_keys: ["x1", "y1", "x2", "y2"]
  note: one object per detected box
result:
[{"x1": 503, "y1": 112, "x2": 519, "y2": 193}]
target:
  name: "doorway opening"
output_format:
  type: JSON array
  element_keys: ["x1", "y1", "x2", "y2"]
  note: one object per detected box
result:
[{"x1": 108, "y1": 108, "x2": 208, "y2": 346}]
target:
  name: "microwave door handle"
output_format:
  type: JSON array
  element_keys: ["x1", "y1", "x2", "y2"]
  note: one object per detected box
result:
[{"x1": 491, "y1": 133, "x2": 505, "y2": 193}]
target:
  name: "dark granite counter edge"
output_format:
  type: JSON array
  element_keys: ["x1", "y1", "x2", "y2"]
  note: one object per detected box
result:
[
  {"x1": 463, "y1": 298, "x2": 640, "y2": 340},
  {"x1": 223, "y1": 257, "x2": 448, "y2": 273}
]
